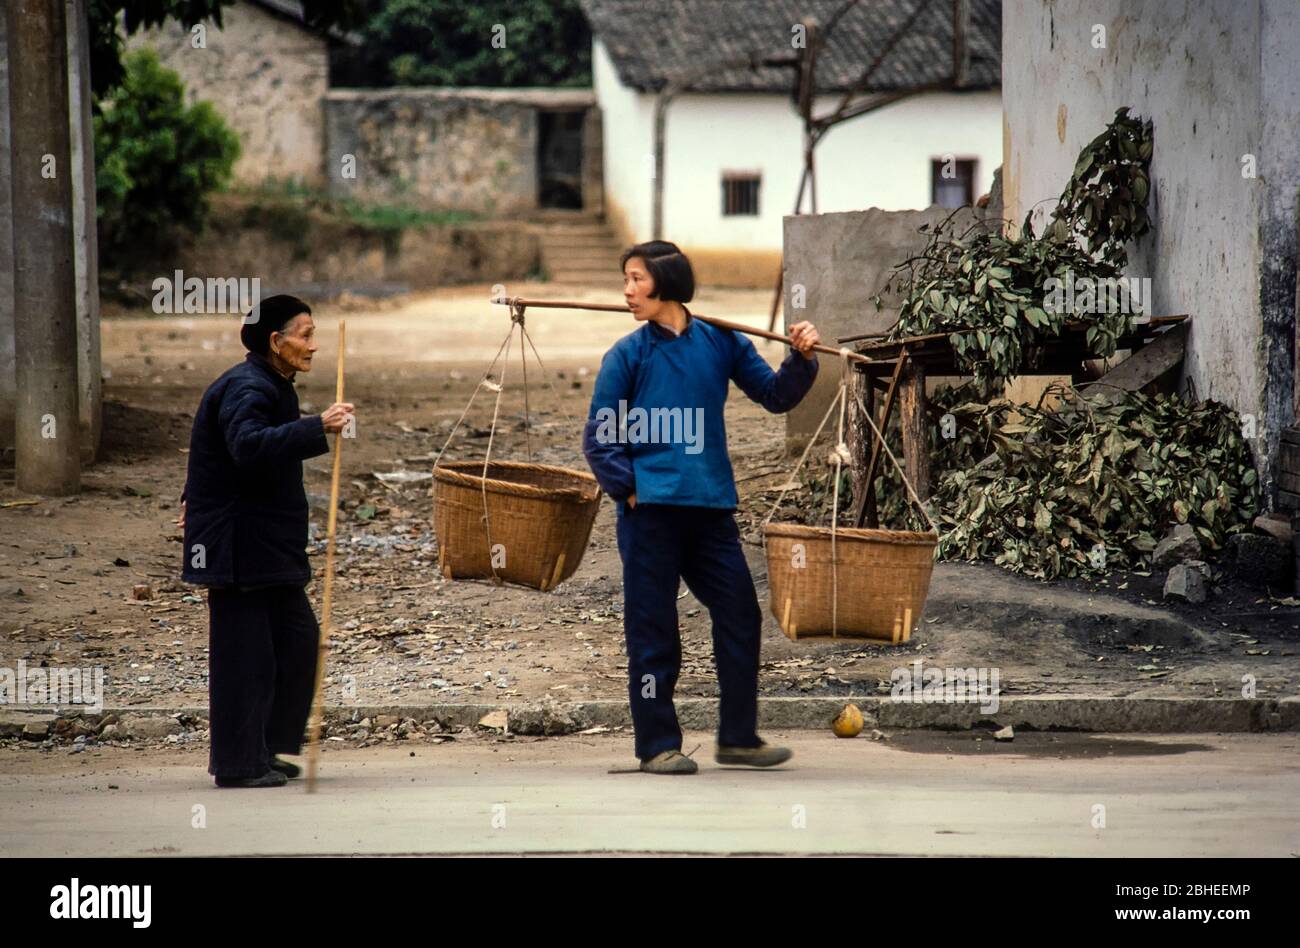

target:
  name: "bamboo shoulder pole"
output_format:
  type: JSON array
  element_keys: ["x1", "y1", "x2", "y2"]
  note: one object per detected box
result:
[
  {"x1": 305, "y1": 319, "x2": 345, "y2": 792},
  {"x1": 492, "y1": 296, "x2": 872, "y2": 365}
]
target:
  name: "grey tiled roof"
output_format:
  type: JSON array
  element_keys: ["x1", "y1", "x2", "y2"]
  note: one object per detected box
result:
[
  {"x1": 581, "y1": 0, "x2": 1000, "y2": 93},
  {"x1": 248, "y1": 0, "x2": 362, "y2": 45}
]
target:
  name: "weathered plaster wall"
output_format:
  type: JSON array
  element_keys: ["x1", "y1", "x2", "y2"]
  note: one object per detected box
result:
[
  {"x1": 127, "y1": 0, "x2": 329, "y2": 185},
  {"x1": 1003, "y1": 0, "x2": 1300, "y2": 499},
  {"x1": 782, "y1": 206, "x2": 985, "y2": 447}
]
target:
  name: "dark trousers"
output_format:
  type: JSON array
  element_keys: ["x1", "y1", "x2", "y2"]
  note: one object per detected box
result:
[
  {"x1": 207, "y1": 584, "x2": 320, "y2": 778},
  {"x1": 616, "y1": 503, "x2": 763, "y2": 760}
]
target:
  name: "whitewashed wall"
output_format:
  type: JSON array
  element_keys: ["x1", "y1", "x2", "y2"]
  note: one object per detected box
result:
[
  {"x1": 1002, "y1": 0, "x2": 1300, "y2": 500},
  {"x1": 595, "y1": 37, "x2": 1003, "y2": 251}
]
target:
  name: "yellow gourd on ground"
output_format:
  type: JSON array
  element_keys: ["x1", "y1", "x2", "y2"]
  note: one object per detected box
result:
[{"x1": 832, "y1": 703, "x2": 864, "y2": 738}]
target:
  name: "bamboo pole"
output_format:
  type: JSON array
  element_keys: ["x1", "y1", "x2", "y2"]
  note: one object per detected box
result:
[
  {"x1": 492, "y1": 297, "x2": 872, "y2": 365},
  {"x1": 305, "y1": 320, "x2": 345, "y2": 793}
]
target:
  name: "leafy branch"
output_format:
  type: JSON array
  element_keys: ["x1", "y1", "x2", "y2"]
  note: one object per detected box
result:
[{"x1": 881, "y1": 109, "x2": 1155, "y2": 393}]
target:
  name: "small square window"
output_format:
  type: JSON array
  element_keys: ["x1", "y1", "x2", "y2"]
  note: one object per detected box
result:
[
  {"x1": 722, "y1": 173, "x2": 761, "y2": 216},
  {"x1": 931, "y1": 158, "x2": 977, "y2": 208}
]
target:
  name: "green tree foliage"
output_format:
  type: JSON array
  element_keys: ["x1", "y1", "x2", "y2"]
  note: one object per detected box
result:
[
  {"x1": 93, "y1": 49, "x2": 240, "y2": 269},
  {"x1": 335, "y1": 0, "x2": 591, "y2": 87},
  {"x1": 1050, "y1": 108, "x2": 1154, "y2": 266},
  {"x1": 88, "y1": 0, "x2": 230, "y2": 98}
]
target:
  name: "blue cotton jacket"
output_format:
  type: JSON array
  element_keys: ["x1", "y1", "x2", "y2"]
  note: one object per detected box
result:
[{"x1": 582, "y1": 311, "x2": 818, "y2": 510}]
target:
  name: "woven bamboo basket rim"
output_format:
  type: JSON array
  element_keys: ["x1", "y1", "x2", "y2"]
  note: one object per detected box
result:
[
  {"x1": 764, "y1": 523, "x2": 939, "y2": 547},
  {"x1": 433, "y1": 459, "x2": 600, "y2": 502}
]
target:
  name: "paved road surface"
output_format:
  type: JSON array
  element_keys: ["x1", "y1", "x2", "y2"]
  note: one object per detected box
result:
[{"x1": 2, "y1": 730, "x2": 1297, "y2": 856}]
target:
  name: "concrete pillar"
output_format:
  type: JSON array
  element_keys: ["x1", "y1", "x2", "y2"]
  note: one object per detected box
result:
[
  {"x1": 67, "y1": 0, "x2": 101, "y2": 460},
  {"x1": 0, "y1": 4, "x2": 16, "y2": 455},
  {"x1": 7, "y1": 0, "x2": 81, "y2": 494}
]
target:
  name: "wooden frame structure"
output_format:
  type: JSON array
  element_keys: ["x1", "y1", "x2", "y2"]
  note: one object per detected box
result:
[{"x1": 844, "y1": 315, "x2": 1191, "y2": 527}]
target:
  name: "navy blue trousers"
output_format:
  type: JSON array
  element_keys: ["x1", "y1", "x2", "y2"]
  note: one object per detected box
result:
[
  {"x1": 207, "y1": 585, "x2": 319, "y2": 778},
  {"x1": 616, "y1": 503, "x2": 764, "y2": 760}
]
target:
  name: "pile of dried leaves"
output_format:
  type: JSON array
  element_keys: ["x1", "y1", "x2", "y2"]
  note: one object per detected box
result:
[
  {"x1": 880, "y1": 108, "x2": 1154, "y2": 392},
  {"x1": 848, "y1": 382, "x2": 1262, "y2": 580},
  {"x1": 781, "y1": 108, "x2": 1260, "y2": 580}
]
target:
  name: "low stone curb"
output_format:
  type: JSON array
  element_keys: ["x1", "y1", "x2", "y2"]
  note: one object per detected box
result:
[{"x1": 3, "y1": 695, "x2": 1297, "y2": 738}]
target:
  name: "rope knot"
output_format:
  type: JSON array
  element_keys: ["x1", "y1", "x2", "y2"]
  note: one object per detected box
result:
[{"x1": 826, "y1": 441, "x2": 852, "y2": 467}]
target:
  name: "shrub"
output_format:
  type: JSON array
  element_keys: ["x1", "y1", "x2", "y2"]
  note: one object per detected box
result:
[{"x1": 94, "y1": 48, "x2": 240, "y2": 271}]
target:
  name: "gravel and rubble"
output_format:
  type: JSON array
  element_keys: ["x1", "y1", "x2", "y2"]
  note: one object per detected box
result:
[{"x1": 2, "y1": 289, "x2": 1299, "y2": 736}]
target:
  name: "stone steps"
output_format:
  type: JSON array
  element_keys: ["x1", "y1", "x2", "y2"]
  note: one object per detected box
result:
[{"x1": 537, "y1": 218, "x2": 624, "y2": 285}]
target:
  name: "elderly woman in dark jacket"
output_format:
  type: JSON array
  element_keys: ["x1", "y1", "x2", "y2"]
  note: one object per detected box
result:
[{"x1": 180, "y1": 295, "x2": 354, "y2": 788}]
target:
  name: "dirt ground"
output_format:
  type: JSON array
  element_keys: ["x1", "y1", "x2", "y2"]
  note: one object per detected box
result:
[{"x1": 2, "y1": 282, "x2": 1298, "y2": 712}]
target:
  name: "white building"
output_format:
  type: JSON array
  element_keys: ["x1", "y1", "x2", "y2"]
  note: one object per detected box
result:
[{"x1": 582, "y1": 0, "x2": 1004, "y2": 287}]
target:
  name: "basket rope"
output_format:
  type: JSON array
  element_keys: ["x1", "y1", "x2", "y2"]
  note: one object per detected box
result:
[
  {"x1": 760, "y1": 385, "x2": 844, "y2": 532},
  {"x1": 760, "y1": 367, "x2": 847, "y2": 635},
  {"x1": 829, "y1": 353, "x2": 856, "y2": 633},
  {"x1": 430, "y1": 323, "x2": 516, "y2": 474},
  {"x1": 478, "y1": 325, "x2": 513, "y2": 583},
  {"x1": 852, "y1": 387, "x2": 940, "y2": 533},
  {"x1": 761, "y1": 350, "x2": 939, "y2": 636},
  {"x1": 517, "y1": 304, "x2": 531, "y2": 462},
  {"x1": 518, "y1": 315, "x2": 582, "y2": 436},
  {"x1": 431, "y1": 301, "x2": 587, "y2": 584}
]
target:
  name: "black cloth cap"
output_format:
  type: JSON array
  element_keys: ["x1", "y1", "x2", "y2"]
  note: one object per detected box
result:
[{"x1": 240, "y1": 294, "x2": 312, "y2": 355}]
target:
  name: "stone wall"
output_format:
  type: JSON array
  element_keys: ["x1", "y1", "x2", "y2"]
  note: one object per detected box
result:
[
  {"x1": 126, "y1": 0, "x2": 329, "y2": 185},
  {"x1": 324, "y1": 88, "x2": 597, "y2": 216},
  {"x1": 133, "y1": 195, "x2": 542, "y2": 297}
]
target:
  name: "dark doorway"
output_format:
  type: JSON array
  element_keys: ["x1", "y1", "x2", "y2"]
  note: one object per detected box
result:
[{"x1": 537, "y1": 110, "x2": 586, "y2": 209}]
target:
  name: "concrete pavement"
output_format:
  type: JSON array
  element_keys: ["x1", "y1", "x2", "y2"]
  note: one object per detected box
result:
[{"x1": 2, "y1": 730, "x2": 1298, "y2": 856}]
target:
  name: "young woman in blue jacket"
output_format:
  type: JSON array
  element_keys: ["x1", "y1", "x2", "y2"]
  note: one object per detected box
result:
[{"x1": 583, "y1": 241, "x2": 821, "y2": 774}]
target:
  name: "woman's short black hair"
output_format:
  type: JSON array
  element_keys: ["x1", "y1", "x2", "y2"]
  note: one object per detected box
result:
[
  {"x1": 620, "y1": 240, "x2": 694, "y2": 303},
  {"x1": 240, "y1": 294, "x2": 312, "y2": 355}
]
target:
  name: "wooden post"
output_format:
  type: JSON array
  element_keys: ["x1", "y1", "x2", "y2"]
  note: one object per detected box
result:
[
  {"x1": 767, "y1": 19, "x2": 817, "y2": 335},
  {"x1": 853, "y1": 349, "x2": 908, "y2": 528},
  {"x1": 802, "y1": 18, "x2": 819, "y2": 214},
  {"x1": 847, "y1": 364, "x2": 874, "y2": 527},
  {"x1": 899, "y1": 360, "x2": 930, "y2": 502},
  {"x1": 952, "y1": 0, "x2": 970, "y2": 88},
  {"x1": 68, "y1": 0, "x2": 100, "y2": 461},
  {"x1": 651, "y1": 88, "x2": 674, "y2": 239}
]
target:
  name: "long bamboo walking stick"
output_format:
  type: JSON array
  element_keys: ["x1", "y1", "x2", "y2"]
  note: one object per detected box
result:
[
  {"x1": 491, "y1": 296, "x2": 872, "y2": 365},
  {"x1": 305, "y1": 319, "x2": 345, "y2": 792}
]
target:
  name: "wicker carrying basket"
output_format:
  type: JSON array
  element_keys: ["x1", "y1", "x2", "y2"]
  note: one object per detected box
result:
[
  {"x1": 764, "y1": 523, "x2": 938, "y2": 642},
  {"x1": 433, "y1": 460, "x2": 601, "y2": 590}
]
